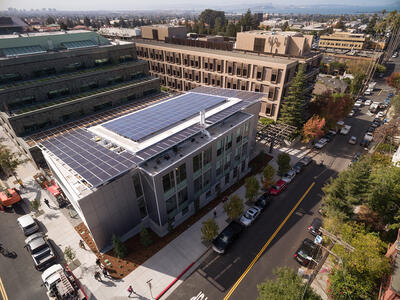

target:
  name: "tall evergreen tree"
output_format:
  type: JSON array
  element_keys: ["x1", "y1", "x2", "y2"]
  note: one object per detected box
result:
[{"x1": 278, "y1": 64, "x2": 306, "y2": 128}]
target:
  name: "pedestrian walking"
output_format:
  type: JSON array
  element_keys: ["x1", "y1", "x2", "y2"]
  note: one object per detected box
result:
[
  {"x1": 102, "y1": 267, "x2": 109, "y2": 278},
  {"x1": 94, "y1": 271, "x2": 102, "y2": 282},
  {"x1": 44, "y1": 198, "x2": 50, "y2": 208},
  {"x1": 127, "y1": 285, "x2": 134, "y2": 297},
  {"x1": 213, "y1": 208, "x2": 217, "y2": 218},
  {"x1": 79, "y1": 239, "x2": 86, "y2": 250},
  {"x1": 96, "y1": 258, "x2": 102, "y2": 268}
]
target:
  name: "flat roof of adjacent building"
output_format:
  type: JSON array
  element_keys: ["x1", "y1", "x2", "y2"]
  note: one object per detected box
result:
[
  {"x1": 135, "y1": 39, "x2": 299, "y2": 65},
  {"x1": 40, "y1": 86, "x2": 264, "y2": 192}
]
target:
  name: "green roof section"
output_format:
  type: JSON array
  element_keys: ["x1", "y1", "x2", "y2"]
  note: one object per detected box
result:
[{"x1": 0, "y1": 30, "x2": 110, "y2": 56}]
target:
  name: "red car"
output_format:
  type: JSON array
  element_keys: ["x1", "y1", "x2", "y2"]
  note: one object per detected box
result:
[{"x1": 269, "y1": 180, "x2": 287, "y2": 195}]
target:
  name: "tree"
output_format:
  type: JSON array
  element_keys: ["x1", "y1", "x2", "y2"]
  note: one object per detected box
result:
[
  {"x1": 375, "y1": 63, "x2": 386, "y2": 74},
  {"x1": 199, "y1": 9, "x2": 225, "y2": 29},
  {"x1": 46, "y1": 16, "x2": 55, "y2": 24},
  {"x1": 262, "y1": 165, "x2": 275, "y2": 190},
  {"x1": 224, "y1": 195, "x2": 243, "y2": 220},
  {"x1": 201, "y1": 218, "x2": 219, "y2": 243},
  {"x1": 245, "y1": 176, "x2": 260, "y2": 202},
  {"x1": 59, "y1": 22, "x2": 67, "y2": 30},
  {"x1": 112, "y1": 234, "x2": 127, "y2": 258},
  {"x1": 386, "y1": 72, "x2": 400, "y2": 91},
  {"x1": 277, "y1": 153, "x2": 291, "y2": 176},
  {"x1": 64, "y1": 246, "x2": 76, "y2": 263},
  {"x1": 278, "y1": 65, "x2": 306, "y2": 128},
  {"x1": 309, "y1": 92, "x2": 353, "y2": 128},
  {"x1": 30, "y1": 198, "x2": 41, "y2": 212},
  {"x1": 0, "y1": 145, "x2": 27, "y2": 181},
  {"x1": 350, "y1": 72, "x2": 366, "y2": 95},
  {"x1": 326, "y1": 220, "x2": 390, "y2": 299},
  {"x1": 140, "y1": 227, "x2": 153, "y2": 248},
  {"x1": 302, "y1": 115, "x2": 326, "y2": 143},
  {"x1": 390, "y1": 95, "x2": 400, "y2": 116},
  {"x1": 226, "y1": 22, "x2": 237, "y2": 37},
  {"x1": 83, "y1": 16, "x2": 91, "y2": 27},
  {"x1": 334, "y1": 17, "x2": 346, "y2": 30},
  {"x1": 257, "y1": 267, "x2": 321, "y2": 300},
  {"x1": 259, "y1": 117, "x2": 274, "y2": 126}
]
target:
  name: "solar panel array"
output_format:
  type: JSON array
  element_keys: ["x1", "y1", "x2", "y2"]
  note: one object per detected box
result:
[
  {"x1": 102, "y1": 92, "x2": 226, "y2": 142},
  {"x1": 41, "y1": 129, "x2": 141, "y2": 187}
]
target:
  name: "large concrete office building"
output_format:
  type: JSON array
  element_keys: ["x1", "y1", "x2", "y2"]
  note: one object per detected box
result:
[
  {"x1": 318, "y1": 32, "x2": 367, "y2": 50},
  {"x1": 39, "y1": 86, "x2": 264, "y2": 250},
  {"x1": 0, "y1": 30, "x2": 160, "y2": 164},
  {"x1": 134, "y1": 30, "x2": 322, "y2": 121}
]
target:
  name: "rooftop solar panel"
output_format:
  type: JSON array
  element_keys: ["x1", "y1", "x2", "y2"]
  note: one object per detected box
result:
[
  {"x1": 102, "y1": 92, "x2": 226, "y2": 142},
  {"x1": 41, "y1": 129, "x2": 140, "y2": 187}
]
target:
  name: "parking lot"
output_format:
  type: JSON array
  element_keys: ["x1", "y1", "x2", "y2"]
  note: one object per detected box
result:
[{"x1": 0, "y1": 204, "x2": 48, "y2": 300}]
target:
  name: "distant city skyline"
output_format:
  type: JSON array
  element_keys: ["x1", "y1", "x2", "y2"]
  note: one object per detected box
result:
[{"x1": 1, "y1": 0, "x2": 398, "y2": 11}]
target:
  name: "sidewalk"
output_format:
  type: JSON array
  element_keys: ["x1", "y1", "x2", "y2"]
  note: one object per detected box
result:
[{"x1": 1, "y1": 125, "x2": 315, "y2": 299}]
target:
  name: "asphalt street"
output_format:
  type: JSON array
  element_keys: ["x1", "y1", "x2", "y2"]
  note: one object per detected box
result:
[
  {"x1": 167, "y1": 65, "x2": 397, "y2": 300},
  {"x1": 0, "y1": 204, "x2": 48, "y2": 300}
]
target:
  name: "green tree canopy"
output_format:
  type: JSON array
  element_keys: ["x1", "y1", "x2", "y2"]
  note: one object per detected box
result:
[
  {"x1": 350, "y1": 72, "x2": 366, "y2": 96},
  {"x1": 224, "y1": 195, "x2": 243, "y2": 220},
  {"x1": 278, "y1": 64, "x2": 306, "y2": 128},
  {"x1": 112, "y1": 234, "x2": 127, "y2": 258},
  {"x1": 0, "y1": 145, "x2": 27, "y2": 180},
  {"x1": 199, "y1": 9, "x2": 225, "y2": 29},
  {"x1": 277, "y1": 153, "x2": 291, "y2": 176},
  {"x1": 201, "y1": 218, "x2": 219, "y2": 242},
  {"x1": 262, "y1": 165, "x2": 275, "y2": 190},
  {"x1": 245, "y1": 176, "x2": 260, "y2": 202},
  {"x1": 140, "y1": 227, "x2": 153, "y2": 248},
  {"x1": 257, "y1": 267, "x2": 321, "y2": 300}
]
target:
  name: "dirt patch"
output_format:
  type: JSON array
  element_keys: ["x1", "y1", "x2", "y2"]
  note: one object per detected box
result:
[{"x1": 74, "y1": 152, "x2": 272, "y2": 279}]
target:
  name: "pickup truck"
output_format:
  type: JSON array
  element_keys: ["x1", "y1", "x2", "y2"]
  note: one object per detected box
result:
[
  {"x1": 0, "y1": 188, "x2": 21, "y2": 209},
  {"x1": 340, "y1": 125, "x2": 351, "y2": 135},
  {"x1": 42, "y1": 264, "x2": 87, "y2": 300},
  {"x1": 25, "y1": 232, "x2": 57, "y2": 271}
]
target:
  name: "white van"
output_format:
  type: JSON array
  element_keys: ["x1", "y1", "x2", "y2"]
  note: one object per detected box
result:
[{"x1": 17, "y1": 215, "x2": 39, "y2": 236}]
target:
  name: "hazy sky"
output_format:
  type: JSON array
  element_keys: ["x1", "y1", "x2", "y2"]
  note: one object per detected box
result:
[{"x1": 0, "y1": 0, "x2": 396, "y2": 11}]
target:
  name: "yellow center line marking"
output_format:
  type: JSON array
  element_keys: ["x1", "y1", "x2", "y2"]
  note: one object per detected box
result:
[
  {"x1": 0, "y1": 277, "x2": 8, "y2": 300},
  {"x1": 378, "y1": 89, "x2": 383, "y2": 96},
  {"x1": 223, "y1": 182, "x2": 316, "y2": 300}
]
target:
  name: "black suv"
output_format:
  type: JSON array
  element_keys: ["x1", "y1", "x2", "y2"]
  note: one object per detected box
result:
[
  {"x1": 294, "y1": 238, "x2": 320, "y2": 266},
  {"x1": 212, "y1": 221, "x2": 243, "y2": 254},
  {"x1": 308, "y1": 218, "x2": 322, "y2": 236},
  {"x1": 255, "y1": 193, "x2": 271, "y2": 212}
]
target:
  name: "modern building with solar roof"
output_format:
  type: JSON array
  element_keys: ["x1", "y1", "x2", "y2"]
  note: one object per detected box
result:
[
  {"x1": 40, "y1": 86, "x2": 264, "y2": 250},
  {"x1": 0, "y1": 30, "x2": 160, "y2": 166}
]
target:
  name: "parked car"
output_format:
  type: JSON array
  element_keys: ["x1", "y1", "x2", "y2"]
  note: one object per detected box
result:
[
  {"x1": 389, "y1": 92, "x2": 394, "y2": 98},
  {"x1": 300, "y1": 156, "x2": 312, "y2": 166},
  {"x1": 365, "y1": 99, "x2": 372, "y2": 106},
  {"x1": 269, "y1": 180, "x2": 287, "y2": 196},
  {"x1": 348, "y1": 110, "x2": 355, "y2": 117},
  {"x1": 340, "y1": 125, "x2": 351, "y2": 135},
  {"x1": 354, "y1": 100, "x2": 363, "y2": 107},
  {"x1": 323, "y1": 132, "x2": 335, "y2": 142},
  {"x1": 364, "y1": 132, "x2": 373, "y2": 141},
  {"x1": 328, "y1": 129, "x2": 337, "y2": 135},
  {"x1": 282, "y1": 169, "x2": 296, "y2": 183},
  {"x1": 360, "y1": 139, "x2": 370, "y2": 148},
  {"x1": 351, "y1": 152, "x2": 361, "y2": 164},
  {"x1": 308, "y1": 218, "x2": 323, "y2": 236},
  {"x1": 24, "y1": 232, "x2": 57, "y2": 271},
  {"x1": 255, "y1": 193, "x2": 271, "y2": 212},
  {"x1": 314, "y1": 138, "x2": 328, "y2": 149},
  {"x1": 212, "y1": 221, "x2": 243, "y2": 254},
  {"x1": 17, "y1": 215, "x2": 39, "y2": 236},
  {"x1": 348, "y1": 136, "x2": 357, "y2": 144},
  {"x1": 376, "y1": 111, "x2": 385, "y2": 118},
  {"x1": 240, "y1": 206, "x2": 261, "y2": 227},
  {"x1": 367, "y1": 126, "x2": 375, "y2": 133},
  {"x1": 371, "y1": 121, "x2": 380, "y2": 128},
  {"x1": 373, "y1": 117, "x2": 381, "y2": 125},
  {"x1": 294, "y1": 238, "x2": 320, "y2": 266}
]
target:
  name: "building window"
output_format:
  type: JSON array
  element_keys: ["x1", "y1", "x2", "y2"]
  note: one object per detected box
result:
[
  {"x1": 216, "y1": 159, "x2": 222, "y2": 177},
  {"x1": 235, "y1": 148, "x2": 240, "y2": 161},
  {"x1": 132, "y1": 174, "x2": 143, "y2": 198},
  {"x1": 176, "y1": 163, "x2": 186, "y2": 185},
  {"x1": 217, "y1": 139, "x2": 224, "y2": 157},
  {"x1": 166, "y1": 195, "x2": 177, "y2": 215},
  {"x1": 254, "y1": 38, "x2": 265, "y2": 52},
  {"x1": 194, "y1": 176, "x2": 202, "y2": 194},
  {"x1": 233, "y1": 166, "x2": 238, "y2": 178},
  {"x1": 242, "y1": 142, "x2": 248, "y2": 157},
  {"x1": 225, "y1": 152, "x2": 231, "y2": 171},
  {"x1": 138, "y1": 197, "x2": 147, "y2": 219},
  {"x1": 244, "y1": 120, "x2": 249, "y2": 134},
  {"x1": 204, "y1": 147, "x2": 212, "y2": 166},
  {"x1": 225, "y1": 134, "x2": 232, "y2": 150},
  {"x1": 241, "y1": 160, "x2": 246, "y2": 173},
  {"x1": 193, "y1": 153, "x2": 202, "y2": 173},
  {"x1": 236, "y1": 127, "x2": 242, "y2": 143},
  {"x1": 162, "y1": 171, "x2": 175, "y2": 193},
  {"x1": 203, "y1": 169, "x2": 211, "y2": 188},
  {"x1": 225, "y1": 173, "x2": 230, "y2": 185},
  {"x1": 178, "y1": 187, "x2": 188, "y2": 206}
]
